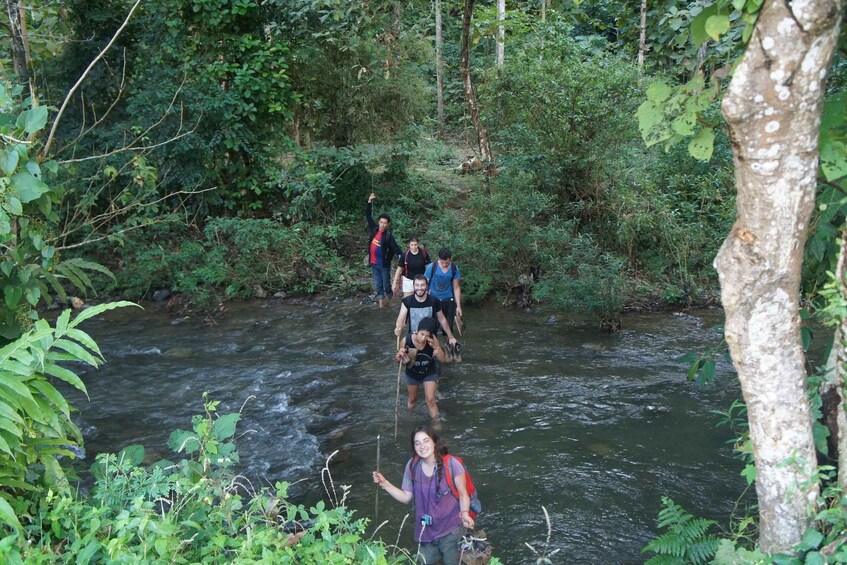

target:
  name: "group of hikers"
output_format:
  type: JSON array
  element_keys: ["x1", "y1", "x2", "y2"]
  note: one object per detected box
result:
[{"x1": 366, "y1": 194, "x2": 487, "y2": 565}]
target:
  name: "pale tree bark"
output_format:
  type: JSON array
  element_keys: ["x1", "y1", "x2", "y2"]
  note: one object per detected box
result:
[
  {"x1": 435, "y1": 0, "x2": 445, "y2": 134},
  {"x1": 714, "y1": 0, "x2": 842, "y2": 553},
  {"x1": 4, "y1": 0, "x2": 32, "y2": 86},
  {"x1": 496, "y1": 0, "x2": 505, "y2": 69},
  {"x1": 460, "y1": 0, "x2": 492, "y2": 163},
  {"x1": 637, "y1": 0, "x2": 647, "y2": 70}
]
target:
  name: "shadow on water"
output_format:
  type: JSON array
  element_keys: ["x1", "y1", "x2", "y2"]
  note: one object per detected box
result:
[{"x1": 67, "y1": 300, "x2": 745, "y2": 563}]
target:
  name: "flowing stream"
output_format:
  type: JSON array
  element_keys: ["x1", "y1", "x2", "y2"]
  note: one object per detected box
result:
[{"x1": 67, "y1": 299, "x2": 745, "y2": 563}]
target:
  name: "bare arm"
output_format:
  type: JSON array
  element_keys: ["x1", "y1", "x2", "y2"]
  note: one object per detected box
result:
[
  {"x1": 452, "y1": 470, "x2": 475, "y2": 529},
  {"x1": 373, "y1": 471, "x2": 413, "y2": 504},
  {"x1": 453, "y1": 278, "x2": 463, "y2": 317},
  {"x1": 428, "y1": 336, "x2": 447, "y2": 362},
  {"x1": 393, "y1": 266, "x2": 403, "y2": 295},
  {"x1": 394, "y1": 303, "x2": 409, "y2": 336}
]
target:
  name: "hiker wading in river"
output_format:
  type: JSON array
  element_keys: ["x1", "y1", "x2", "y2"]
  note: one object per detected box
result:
[
  {"x1": 394, "y1": 275, "x2": 458, "y2": 350},
  {"x1": 373, "y1": 425, "x2": 475, "y2": 565},
  {"x1": 396, "y1": 317, "x2": 445, "y2": 419},
  {"x1": 365, "y1": 192, "x2": 402, "y2": 309}
]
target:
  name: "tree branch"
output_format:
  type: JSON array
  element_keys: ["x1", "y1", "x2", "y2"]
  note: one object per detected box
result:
[{"x1": 41, "y1": 0, "x2": 142, "y2": 159}]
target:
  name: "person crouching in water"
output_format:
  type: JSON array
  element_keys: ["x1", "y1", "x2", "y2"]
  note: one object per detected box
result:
[
  {"x1": 396, "y1": 317, "x2": 445, "y2": 420},
  {"x1": 373, "y1": 425, "x2": 475, "y2": 565}
]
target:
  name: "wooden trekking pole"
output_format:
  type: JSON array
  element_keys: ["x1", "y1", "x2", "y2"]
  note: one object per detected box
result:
[
  {"x1": 375, "y1": 434, "x2": 380, "y2": 523},
  {"x1": 394, "y1": 359, "x2": 403, "y2": 440}
]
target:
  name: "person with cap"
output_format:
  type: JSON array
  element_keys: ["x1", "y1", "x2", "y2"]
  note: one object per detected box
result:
[{"x1": 395, "y1": 316, "x2": 446, "y2": 420}]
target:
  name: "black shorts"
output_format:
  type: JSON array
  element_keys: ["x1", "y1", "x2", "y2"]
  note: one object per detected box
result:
[{"x1": 439, "y1": 298, "x2": 456, "y2": 335}]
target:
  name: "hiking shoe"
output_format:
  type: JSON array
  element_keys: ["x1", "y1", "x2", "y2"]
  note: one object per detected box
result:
[
  {"x1": 453, "y1": 342, "x2": 463, "y2": 363},
  {"x1": 444, "y1": 343, "x2": 454, "y2": 362}
]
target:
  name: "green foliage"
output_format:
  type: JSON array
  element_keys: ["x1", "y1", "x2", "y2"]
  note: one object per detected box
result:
[
  {"x1": 2, "y1": 397, "x2": 409, "y2": 563},
  {"x1": 0, "y1": 301, "x2": 135, "y2": 531},
  {"x1": 0, "y1": 84, "x2": 115, "y2": 340},
  {"x1": 642, "y1": 497, "x2": 720, "y2": 564},
  {"x1": 106, "y1": 218, "x2": 355, "y2": 306}
]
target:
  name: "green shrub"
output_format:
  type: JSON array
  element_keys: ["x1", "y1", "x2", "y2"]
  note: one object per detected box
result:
[{"x1": 2, "y1": 397, "x2": 410, "y2": 563}]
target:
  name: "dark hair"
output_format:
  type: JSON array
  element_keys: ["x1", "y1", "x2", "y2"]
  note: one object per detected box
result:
[
  {"x1": 417, "y1": 316, "x2": 437, "y2": 335},
  {"x1": 410, "y1": 425, "x2": 449, "y2": 486},
  {"x1": 413, "y1": 274, "x2": 428, "y2": 286},
  {"x1": 408, "y1": 236, "x2": 419, "y2": 244},
  {"x1": 438, "y1": 248, "x2": 452, "y2": 260},
  {"x1": 378, "y1": 213, "x2": 391, "y2": 224}
]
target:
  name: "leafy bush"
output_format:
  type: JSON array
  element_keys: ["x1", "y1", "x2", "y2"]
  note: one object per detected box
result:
[
  {"x1": 2, "y1": 397, "x2": 411, "y2": 563},
  {"x1": 106, "y1": 218, "x2": 357, "y2": 306}
]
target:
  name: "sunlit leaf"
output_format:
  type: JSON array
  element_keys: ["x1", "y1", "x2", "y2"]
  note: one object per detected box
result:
[{"x1": 688, "y1": 127, "x2": 715, "y2": 161}]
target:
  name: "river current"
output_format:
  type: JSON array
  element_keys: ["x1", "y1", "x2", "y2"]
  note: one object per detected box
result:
[{"x1": 67, "y1": 299, "x2": 745, "y2": 563}]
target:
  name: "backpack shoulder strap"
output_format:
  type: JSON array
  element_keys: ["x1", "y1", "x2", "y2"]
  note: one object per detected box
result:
[
  {"x1": 451, "y1": 263, "x2": 457, "y2": 280},
  {"x1": 407, "y1": 456, "x2": 421, "y2": 485},
  {"x1": 442, "y1": 455, "x2": 460, "y2": 498}
]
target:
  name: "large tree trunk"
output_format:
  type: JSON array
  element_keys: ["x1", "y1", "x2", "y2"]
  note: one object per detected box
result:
[
  {"x1": 637, "y1": 0, "x2": 647, "y2": 70},
  {"x1": 714, "y1": 0, "x2": 842, "y2": 553},
  {"x1": 460, "y1": 0, "x2": 492, "y2": 163},
  {"x1": 496, "y1": 0, "x2": 505, "y2": 69},
  {"x1": 4, "y1": 0, "x2": 31, "y2": 84},
  {"x1": 435, "y1": 0, "x2": 445, "y2": 134}
]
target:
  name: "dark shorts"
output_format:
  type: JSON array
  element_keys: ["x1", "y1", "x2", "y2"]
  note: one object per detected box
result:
[
  {"x1": 406, "y1": 373, "x2": 438, "y2": 386},
  {"x1": 439, "y1": 298, "x2": 456, "y2": 335}
]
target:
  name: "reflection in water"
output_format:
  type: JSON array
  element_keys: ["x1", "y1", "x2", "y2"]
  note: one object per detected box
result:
[{"x1": 68, "y1": 300, "x2": 744, "y2": 562}]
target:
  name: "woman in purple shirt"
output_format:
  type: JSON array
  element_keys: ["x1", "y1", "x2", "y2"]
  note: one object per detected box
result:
[{"x1": 373, "y1": 425, "x2": 475, "y2": 565}]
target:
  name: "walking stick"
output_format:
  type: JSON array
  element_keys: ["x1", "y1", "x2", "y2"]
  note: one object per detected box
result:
[
  {"x1": 375, "y1": 434, "x2": 381, "y2": 523},
  {"x1": 394, "y1": 359, "x2": 403, "y2": 440}
]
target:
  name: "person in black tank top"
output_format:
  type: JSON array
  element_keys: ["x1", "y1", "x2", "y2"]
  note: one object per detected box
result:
[{"x1": 395, "y1": 317, "x2": 447, "y2": 419}]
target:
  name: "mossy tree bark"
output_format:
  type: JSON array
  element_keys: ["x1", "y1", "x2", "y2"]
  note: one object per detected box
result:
[
  {"x1": 714, "y1": 0, "x2": 842, "y2": 552},
  {"x1": 460, "y1": 0, "x2": 492, "y2": 163}
]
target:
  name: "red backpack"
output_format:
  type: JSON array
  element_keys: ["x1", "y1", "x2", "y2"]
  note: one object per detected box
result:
[{"x1": 410, "y1": 454, "x2": 482, "y2": 519}]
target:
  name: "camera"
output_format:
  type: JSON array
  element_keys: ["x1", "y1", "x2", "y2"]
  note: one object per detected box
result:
[{"x1": 421, "y1": 514, "x2": 433, "y2": 527}]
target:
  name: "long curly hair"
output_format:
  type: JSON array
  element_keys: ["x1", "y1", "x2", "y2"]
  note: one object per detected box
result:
[{"x1": 410, "y1": 425, "x2": 450, "y2": 491}]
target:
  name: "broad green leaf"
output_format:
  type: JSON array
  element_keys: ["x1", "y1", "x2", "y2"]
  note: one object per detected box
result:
[
  {"x1": 25, "y1": 161, "x2": 40, "y2": 179},
  {"x1": 0, "y1": 429, "x2": 13, "y2": 455},
  {"x1": 0, "y1": 496, "x2": 22, "y2": 531},
  {"x1": 3, "y1": 196, "x2": 22, "y2": 216},
  {"x1": 55, "y1": 310, "x2": 71, "y2": 336},
  {"x1": 16, "y1": 106, "x2": 48, "y2": 134},
  {"x1": 0, "y1": 209, "x2": 9, "y2": 235},
  {"x1": 812, "y1": 421, "x2": 830, "y2": 455},
  {"x1": 820, "y1": 139, "x2": 847, "y2": 182},
  {"x1": 43, "y1": 363, "x2": 87, "y2": 395},
  {"x1": 168, "y1": 430, "x2": 201, "y2": 454},
  {"x1": 52, "y1": 338, "x2": 101, "y2": 366},
  {"x1": 11, "y1": 171, "x2": 49, "y2": 203},
  {"x1": 118, "y1": 444, "x2": 145, "y2": 466},
  {"x1": 64, "y1": 328, "x2": 102, "y2": 356},
  {"x1": 671, "y1": 112, "x2": 697, "y2": 136},
  {"x1": 69, "y1": 301, "x2": 138, "y2": 328},
  {"x1": 212, "y1": 413, "x2": 241, "y2": 440},
  {"x1": 645, "y1": 82, "x2": 672, "y2": 103},
  {"x1": 30, "y1": 379, "x2": 70, "y2": 419},
  {"x1": 2, "y1": 149, "x2": 19, "y2": 176},
  {"x1": 690, "y1": 3, "x2": 719, "y2": 46},
  {"x1": 688, "y1": 127, "x2": 715, "y2": 161},
  {"x1": 797, "y1": 528, "x2": 824, "y2": 551},
  {"x1": 705, "y1": 14, "x2": 730, "y2": 41},
  {"x1": 4, "y1": 286, "x2": 22, "y2": 310}
]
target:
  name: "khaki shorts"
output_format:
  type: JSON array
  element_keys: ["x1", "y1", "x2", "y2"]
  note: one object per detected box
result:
[{"x1": 401, "y1": 276, "x2": 414, "y2": 294}]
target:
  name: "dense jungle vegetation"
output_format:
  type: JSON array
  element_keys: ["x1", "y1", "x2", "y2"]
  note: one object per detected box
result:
[{"x1": 2, "y1": 0, "x2": 847, "y2": 561}]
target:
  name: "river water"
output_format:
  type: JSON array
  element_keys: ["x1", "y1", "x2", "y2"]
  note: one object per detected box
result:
[{"x1": 68, "y1": 299, "x2": 745, "y2": 563}]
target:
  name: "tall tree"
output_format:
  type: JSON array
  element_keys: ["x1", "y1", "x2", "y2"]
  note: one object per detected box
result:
[
  {"x1": 436, "y1": 0, "x2": 445, "y2": 133},
  {"x1": 496, "y1": 0, "x2": 505, "y2": 68},
  {"x1": 714, "y1": 0, "x2": 842, "y2": 552},
  {"x1": 637, "y1": 0, "x2": 647, "y2": 70},
  {"x1": 460, "y1": 0, "x2": 492, "y2": 163}
]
